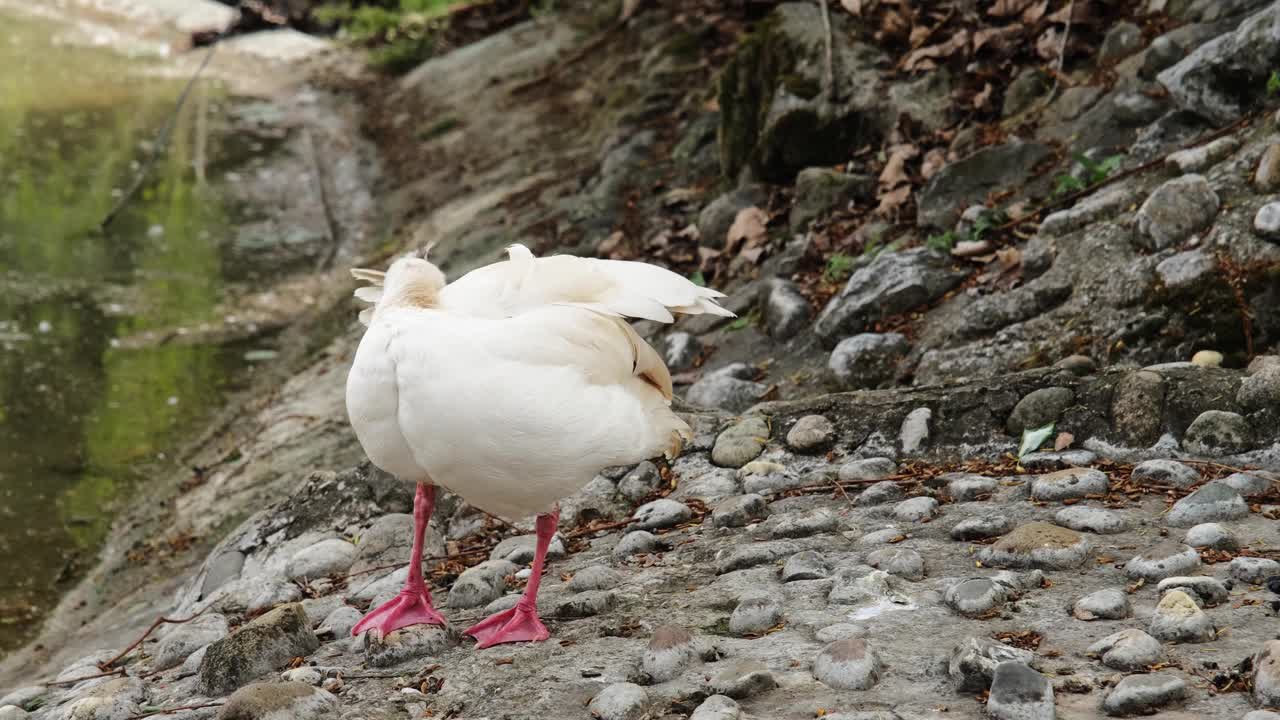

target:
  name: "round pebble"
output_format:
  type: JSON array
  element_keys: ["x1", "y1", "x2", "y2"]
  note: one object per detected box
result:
[
  {"x1": 1131, "y1": 459, "x2": 1200, "y2": 488},
  {"x1": 951, "y1": 515, "x2": 1013, "y2": 540},
  {"x1": 1089, "y1": 629, "x2": 1164, "y2": 670},
  {"x1": 1255, "y1": 201, "x2": 1280, "y2": 239},
  {"x1": 1124, "y1": 542, "x2": 1200, "y2": 581},
  {"x1": 812, "y1": 639, "x2": 883, "y2": 690},
  {"x1": 865, "y1": 548, "x2": 925, "y2": 581},
  {"x1": 893, "y1": 496, "x2": 939, "y2": 522},
  {"x1": 588, "y1": 683, "x2": 649, "y2": 720},
  {"x1": 1149, "y1": 590, "x2": 1215, "y2": 643},
  {"x1": 1103, "y1": 673, "x2": 1187, "y2": 715},
  {"x1": 1073, "y1": 588, "x2": 1130, "y2": 620},
  {"x1": 945, "y1": 578, "x2": 1008, "y2": 617},
  {"x1": 1184, "y1": 523, "x2": 1237, "y2": 550},
  {"x1": 786, "y1": 415, "x2": 834, "y2": 451},
  {"x1": 1030, "y1": 467, "x2": 1109, "y2": 501},
  {"x1": 1054, "y1": 506, "x2": 1128, "y2": 534},
  {"x1": 728, "y1": 595, "x2": 783, "y2": 636}
]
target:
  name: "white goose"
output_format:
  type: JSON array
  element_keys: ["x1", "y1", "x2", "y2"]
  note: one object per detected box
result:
[{"x1": 345, "y1": 243, "x2": 733, "y2": 647}]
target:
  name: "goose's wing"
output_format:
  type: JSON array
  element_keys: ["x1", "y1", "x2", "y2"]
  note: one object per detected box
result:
[{"x1": 438, "y1": 244, "x2": 735, "y2": 322}]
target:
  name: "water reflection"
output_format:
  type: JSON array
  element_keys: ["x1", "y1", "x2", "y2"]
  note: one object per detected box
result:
[{"x1": 0, "y1": 13, "x2": 246, "y2": 651}]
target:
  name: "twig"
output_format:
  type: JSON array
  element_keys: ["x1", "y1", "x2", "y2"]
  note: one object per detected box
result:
[
  {"x1": 44, "y1": 668, "x2": 126, "y2": 687},
  {"x1": 306, "y1": 128, "x2": 342, "y2": 271},
  {"x1": 998, "y1": 111, "x2": 1259, "y2": 234},
  {"x1": 341, "y1": 547, "x2": 492, "y2": 580},
  {"x1": 564, "y1": 518, "x2": 636, "y2": 538},
  {"x1": 126, "y1": 702, "x2": 224, "y2": 720},
  {"x1": 1033, "y1": 0, "x2": 1075, "y2": 116},
  {"x1": 99, "y1": 609, "x2": 209, "y2": 671},
  {"x1": 817, "y1": 0, "x2": 837, "y2": 103},
  {"x1": 100, "y1": 42, "x2": 219, "y2": 230}
]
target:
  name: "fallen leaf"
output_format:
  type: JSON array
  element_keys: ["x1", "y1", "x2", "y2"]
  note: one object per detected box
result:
[
  {"x1": 1018, "y1": 422, "x2": 1054, "y2": 459},
  {"x1": 988, "y1": 0, "x2": 1034, "y2": 16},
  {"x1": 973, "y1": 82, "x2": 993, "y2": 110},
  {"x1": 1054, "y1": 432, "x2": 1074, "y2": 451},
  {"x1": 902, "y1": 29, "x2": 970, "y2": 72},
  {"x1": 952, "y1": 239, "x2": 993, "y2": 257},
  {"x1": 599, "y1": 231, "x2": 624, "y2": 256},
  {"x1": 1021, "y1": 0, "x2": 1048, "y2": 24},
  {"x1": 1036, "y1": 27, "x2": 1061, "y2": 60},
  {"x1": 725, "y1": 207, "x2": 768, "y2": 253},
  {"x1": 973, "y1": 25, "x2": 1022, "y2": 53},
  {"x1": 840, "y1": 0, "x2": 862, "y2": 15},
  {"x1": 1048, "y1": 2, "x2": 1093, "y2": 24},
  {"x1": 879, "y1": 143, "x2": 919, "y2": 187},
  {"x1": 909, "y1": 24, "x2": 932, "y2": 48},
  {"x1": 996, "y1": 246, "x2": 1022, "y2": 271},
  {"x1": 619, "y1": 0, "x2": 642, "y2": 21},
  {"x1": 875, "y1": 184, "x2": 912, "y2": 216}
]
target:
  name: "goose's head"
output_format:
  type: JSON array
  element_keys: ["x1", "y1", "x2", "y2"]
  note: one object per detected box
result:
[{"x1": 383, "y1": 255, "x2": 446, "y2": 303}]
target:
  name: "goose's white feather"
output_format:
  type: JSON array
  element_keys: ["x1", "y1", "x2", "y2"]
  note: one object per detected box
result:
[{"x1": 345, "y1": 244, "x2": 731, "y2": 520}]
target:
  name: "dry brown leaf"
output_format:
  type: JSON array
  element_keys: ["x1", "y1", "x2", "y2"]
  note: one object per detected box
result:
[
  {"x1": 1022, "y1": 0, "x2": 1048, "y2": 24},
  {"x1": 619, "y1": 0, "x2": 642, "y2": 21},
  {"x1": 988, "y1": 0, "x2": 1034, "y2": 16},
  {"x1": 726, "y1": 207, "x2": 768, "y2": 253},
  {"x1": 921, "y1": 148, "x2": 947, "y2": 180},
  {"x1": 973, "y1": 25, "x2": 1022, "y2": 53},
  {"x1": 697, "y1": 245, "x2": 721, "y2": 270},
  {"x1": 599, "y1": 231, "x2": 624, "y2": 256},
  {"x1": 1035, "y1": 27, "x2": 1061, "y2": 61},
  {"x1": 740, "y1": 246, "x2": 765, "y2": 264},
  {"x1": 840, "y1": 0, "x2": 863, "y2": 15},
  {"x1": 1048, "y1": 2, "x2": 1093, "y2": 24},
  {"x1": 876, "y1": 184, "x2": 912, "y2": 215},
  {"x1": 973, "y1": 82, "x2": 993, "y2": 110},
  {"x1": 1054, "y1": 432, "x2": 1074, "y2": 452},
  {"x1": 903, "y1": 29, "x2": 970, "y2": 72},
  {"x1": 996, "y1": 247, "x2": 1022, "y2": 271},
  {"x1": 881, "y1": 9, "x2": 910, "y2": 39},
  {"x1": 879, "y1": 143, "x2": 919, "y2": 187},
  {"x1": 909, "y1": 24, "x2": 932, "y2": 48}
]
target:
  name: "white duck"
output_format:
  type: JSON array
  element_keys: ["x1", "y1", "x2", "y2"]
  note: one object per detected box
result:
[{"x1": 345, "y1": 243, "x2": 733, "y2": 647}]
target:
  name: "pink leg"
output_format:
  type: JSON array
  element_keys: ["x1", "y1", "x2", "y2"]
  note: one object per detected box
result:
[
  {"x1": 464, "y1": 507, "x2": 559, "y2": 649},
  {"x1": 352, "y1": 483, "x2": 447, "y2": 639}
]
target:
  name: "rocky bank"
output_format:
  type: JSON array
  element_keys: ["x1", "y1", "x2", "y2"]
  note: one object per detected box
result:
[{"x1": 4, "y1": 1, "x2": 1280, "y2": 719}]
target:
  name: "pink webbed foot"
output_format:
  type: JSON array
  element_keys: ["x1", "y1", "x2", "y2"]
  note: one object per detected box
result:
[
  {"x1": 352, "y1": 588, "x2": 447, "y2": 639},
  {"x1": 463, "y1": 601, "x2": 549, "y2": 649}
]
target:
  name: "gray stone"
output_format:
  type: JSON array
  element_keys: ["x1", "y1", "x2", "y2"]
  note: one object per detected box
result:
[
  {"x1": 688, "y1": 364, "x2": 768, "y2": 414},
  {"x1": 1166, "y1": 135, "x2": 1240, "y2": 173},
  {"x1": 689, "y1": 695, "x2": 740, "y2": 720},
  {"x1": 1054, "y1": 506, "x2": 1128, "y2": 534},
  {"x1": 490, "y1": 533, "x2": 567, "y2": 564},
  {"x1": 633, "y1": 499, "x2": 693, "y2": 530},
  {"x1": 0, "y1": 707, "x2": 24, "y2": 720},
  {"x1": 759, "y1": 278, "x2": 812, "y2": 341},
  {"x1": 950, "y1": 515, "x2": 1013, "y2": 542},
  {"x1": 364, "y1": 624, "x2": 457, "y2": 668},
  {"x1": 0, "y1": 687, "x2": 42, "y2": 711},
  {"x1": 987, "y1": 662, "x2": 1054, "y2": 720},
  {"x1": 553, "y1": 590, "x2": 618, "y2": 618},
  {"x1": 57, "y1": 677, "x2": 145, "y2": 720},
  {"x1": 614, "y1": 531, "x2": 661, "y2": 559},
  {"x1": 813, "y1": 639, "x2": 882, "y2": 690},
  {"x1": 917, "y1": 140, "x2": 1051, "y2": 229},
  {"x1": 1003, "y1": 69, "x2": 1048, "y2": 117},
  {"x1": 664, "y1": 332, "x2": 703, "y2": 372},
  {"x1": 857, "y1": 527, "x2": 906, "y2": 546},
  {"x1": 1030, "y1": 468, "x2": 1109, "y2": 501},
  {"x1": 840, "y1": 457, "x2": 898, "y2": 482},
  {"x1": 642, "y1": 625, "x2": 700, "y2": 683},
  {"x1": 815, "y1": 623, "x2": 866, "y2": 643},
  {"x1": 447, "y1": 559, "x2": 517, "y2": 609},
  {"x1": 154, "y1": 613, "x2": 230, "y2": 670},
  {"x1": 899, "y1": 407, "x2": 931, "y2": 455},
  {"x1": 949, "y1": 637, "x2": 1034, "y2": 693},
  {"x1": 813, "y1": 249, "x2": 966, "y2": 344},
  {"x1": 1089, "y1": 629, "x2": 1164, "y2": 670},
  {"x1": 698, "y1": 186, "x2": 767, "y2": 248},
  {"x1": 716, "y1": 541, "x2": 801, "y2": 574},
  {"x1": 1100, "y1": 21, "x2": 1143, "y2": 62},
  {"x1": 1240, "y1": 367, "x2": 1280, "y2": 410},
  {"x1": 1019, "y1": 450, "x2": 1099, "y2": 471},
  {"x1": 202, "y1": 551, "x2": 246, "y2": 598},
  {"x1": 888, "y1": 69, "x2": 954, "y2": 131},
  {"x1": 618, "y1": 461, "x2": 663, "y2": 503},
  {"x1": 729, "y1": 595, "x2": 783, "y2": 636},
  {"x1": 1256, "y1": 640, "x2": 1280, "y2": 708},
  {"x1": 1244, "y1": 712, "x2": 1280, "y2": 720},
  {"x1": 285, "y1": 538, "x2": 356, "y2": 581},
  {"x1": 1167, "y1": 481, "x2": 1249, "y2": 526},
  {"x1": 944, "y1": 578, "x2": 1009, "y2": 617},
  {"x1": 1230, "y1": 556, "x2": 1280, "y2": 585},
  {"x1": 829, "y1": 569, "x2": 907, "y2": 606},
  {"x1": 711, "y1": 417, "x2": 770, "y2": 468},
  {"x1": 315, "y1": 605, "x2": 362, "y2": 639},
  {"x1": 1158, "y1": 4, "x2": 1280, "y2": 123},
  {"x1": 855, "y1": 480, "x2": 905, "y2": 506},
  {"x1": 1158, "y1": 576, "x2": 1229, "y2": 607},
  {"x1": 892, "y1": 496, "x2": 938, "y2": 522},
  {"x1": 711, "y1": 494, "x2": 768, "y2": 528},
  {"x1": 280, "y1": 666, "x2": 322, "y2": 685},
  {"x1": 1257, "y1": 144, "x2": 1280, "y2": 190},
  {"x1": 1136, "y1": 174, "x2": 1219, "y2": 250},
  {"x1": 1007, "y1": 387, "x2": 1075, "y2": 434},
  {"x1": 198, "y1": 603, "x2": 320, "y2": 696},
  {"x1": 567, "y1": 566, "x2": 622, "y2": 593},
  {"x1": 1184, "y1": 523, "x2": 1238, "y2": 550},
  {"x1": 1103, "y1": 673, "x2": 1187, "y2": 716},
  {"x1": 1141, "y1": 34, "x2": 1184, "y2": 78},
  {"x1": 979, "y1": 522, "x2": 1090, "y2": 569},
  {"x1": 1112, "y1": 370, "x2": 1167, "y2": 447},
  {"x1": 354, "y1": 512, "x2": 444, "y2": 573},
  {"x1": 1149, "y1": 590, "x2": 1215, "y2": 643},
  {"x1": 791, "y1": 168, "x2": 875, "y2": 231},
  {"x1": 1073, "y1": 588, "x2": 1131, "y2": 620},
  {"x1": 782, "y1": 550, "x2": 831, "y2": 582},
  {"x1": 946, "y1": 473, "x2": 997, "y2": 502},
  {"x1": 219, "y1": 30, "x2": 332, "y2": 63},
  {"x1": 1132, "y1": 459, "x2": 1200, "y2": 488},
  {"x1": 1124, "y1": 542, "x2": 1200, "y2": 581},
  {"x1": 587, "y1": 682, "x2": 649, "y2": 720},
  {"x1": 1219, "y1": 471, "x2": 1275, "y2": 496},
  {"x1": 786, "y1": 414, "x2": 835, "y2": 451},
  {"x1": 1156, "y1": 249, "x2": 1216, "y2": 294},
  {"x1": 1183, "y1": 410, "x2": 1253, "y2": 455},
  {"x1": 865, "y1": 548, "x2": 924, "y2": 581},
  {"x1": 756, "y1": 508, "x2": 837, "y2": 539},
  {"x1": 707, "y1": 659, "x2": 776, "y2": 699},
  {"x1": 676, "y1": 468, "x2": 741, "y2": 502},
  {"x1": 717, "y1": 3, "x2": 890, "y2": 182},
  {"x1": 828, "y1": 333, "x2": 909, "y2": 389}
]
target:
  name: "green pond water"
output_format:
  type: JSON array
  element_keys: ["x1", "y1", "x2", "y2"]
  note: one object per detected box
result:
[{"x1": 0, "y1": 13, "x2": 263, "y2": 652}]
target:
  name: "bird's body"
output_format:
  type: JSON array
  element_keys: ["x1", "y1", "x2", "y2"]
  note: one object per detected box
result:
[{"x1": 344, "y1": 244, "x2": 731, "y2": 646}]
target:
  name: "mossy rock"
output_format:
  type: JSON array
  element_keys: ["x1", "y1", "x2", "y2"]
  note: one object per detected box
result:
[{"x1": 716, "y1": 3, "x2": 890, "y2": 183}]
